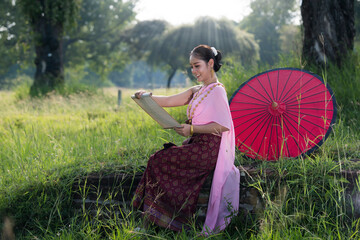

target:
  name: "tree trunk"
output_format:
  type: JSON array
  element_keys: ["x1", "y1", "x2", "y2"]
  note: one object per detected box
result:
[
  {"x1": 301, "y1": 0, "x2": 355, "y2": 67},
  {"x1": 166, "y1": 68, "x2": 177, "y2": 88},
  {"x1": 30, "y1": 2, "x2": 64, "y2": 96}
]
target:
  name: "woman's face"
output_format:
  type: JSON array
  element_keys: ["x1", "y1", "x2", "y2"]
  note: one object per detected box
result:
[{"x1": 189, "y1": 55, "x2": 213, "y2": 84}]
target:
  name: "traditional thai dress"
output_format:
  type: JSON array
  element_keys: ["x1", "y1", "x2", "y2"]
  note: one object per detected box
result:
[{"x1": 132, "y1": 82, "x2": 240, "y2": 233}]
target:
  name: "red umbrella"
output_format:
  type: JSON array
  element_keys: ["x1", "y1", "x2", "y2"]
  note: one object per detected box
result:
[{"x1": 229, "y1": 68, "x2": 337, "y2": 161}]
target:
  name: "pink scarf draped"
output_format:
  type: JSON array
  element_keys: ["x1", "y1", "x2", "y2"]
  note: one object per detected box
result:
[{"x1": 188, "y1": 82, "x2": 240, "y2": 234}]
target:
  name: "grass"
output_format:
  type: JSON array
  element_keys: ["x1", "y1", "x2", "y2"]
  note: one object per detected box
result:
[{"x1": 0, "y1": 56, "x2": 360, "y2": 239}]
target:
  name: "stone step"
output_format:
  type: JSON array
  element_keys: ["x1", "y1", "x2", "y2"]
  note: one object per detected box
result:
[{"x1": 71, "y1": 163, "x2": 360, "y2": 223}]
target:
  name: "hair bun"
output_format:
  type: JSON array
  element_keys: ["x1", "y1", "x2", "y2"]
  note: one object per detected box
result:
[{"x1": 190, "y1": 44, "x2": 222, "y2": 72}]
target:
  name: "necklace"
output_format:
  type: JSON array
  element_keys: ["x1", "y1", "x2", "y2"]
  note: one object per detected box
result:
[{"x1": 187, "y1": 82, "x2": 224, "y2": 121}]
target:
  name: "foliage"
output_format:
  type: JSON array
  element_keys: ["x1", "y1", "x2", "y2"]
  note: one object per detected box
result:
[
  {"x1": 240, "y1": 0, "x2": 298, "y2": 65},
  {"x1": 305, "y1": 53, "x2": 360, "y2": 132},
  {"x1": 64, "y1": 65, "x2": 115, "y2": 88},
  {"x1": 109, "y1": 60, "x2": 187, "y2": 89},
  {"x1": 151, "y1": 17, "x2": 260, "y2": 67},
  {"x1": 0, "y1": 68, "x2": 34, "y2": 91},
  {"x1": 147, "y1": 17, "x2": 260, "y2": 87},
  {"x1": 0, "y1": 0, "x2": 33, "y2": 84},
  {"x1": 18, "y1": 0, "x2": 80, "y2": 29},
  {"x1": 63, "y1": 0, "x2": 137, "y2": 78},
  {"x1": 122, "y1": 20, "x2": 169, "y2": 60},
  {"x1": 278, "y1": 24, "x2": 302, "y2": 56},
  {"x1": 0, "y1": 0, "x2": 137, "y2": 94},
  {"x1": 1, "y1": 0, "x2": 302, "y2": 91}
]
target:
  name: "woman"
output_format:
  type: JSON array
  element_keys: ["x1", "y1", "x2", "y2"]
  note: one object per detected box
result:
[{"x1": 133, "y1": 44, "x2": 240, "y2": 234}]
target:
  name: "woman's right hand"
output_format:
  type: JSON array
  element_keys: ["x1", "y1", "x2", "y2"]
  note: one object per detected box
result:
[
  {"x1": 134, "y1": 90, "x2": 150, "y2": 99},
  {"x1": 174, "y1": 124, "x2": 191, "y2": 137}
]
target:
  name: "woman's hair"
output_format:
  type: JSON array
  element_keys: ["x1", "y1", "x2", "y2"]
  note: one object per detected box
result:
[{"x1": 190, "y1": 44, "x2": 223, "y2": 72}]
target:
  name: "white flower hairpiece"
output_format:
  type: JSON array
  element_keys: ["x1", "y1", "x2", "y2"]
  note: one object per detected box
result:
[{"x1": 211, "y1": 47, "x2": 218, "y2": 56}]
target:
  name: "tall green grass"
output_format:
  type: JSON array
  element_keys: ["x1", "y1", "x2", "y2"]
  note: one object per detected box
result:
[
  {"x1": 0, "y1": 87, "x2": 193, "y2": 238},
  {"x1": 220, "y1": 53, "x2": 360, "y2": 239},
  {"x1": 0, "y1": 53, "x2": 360, "y2": 239}
]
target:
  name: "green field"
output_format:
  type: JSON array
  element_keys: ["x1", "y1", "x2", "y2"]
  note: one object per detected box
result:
[{"x1": 1, "y1": 60, "x2": 360, "y2": 239}]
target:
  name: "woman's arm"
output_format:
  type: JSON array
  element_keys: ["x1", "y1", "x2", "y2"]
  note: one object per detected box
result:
[
  {"x1": 134, "y1": 85, "x2": 201, "y2": 107},
  {"x1": 174, "y1": 122, "x2": 229, "y2": 137},
  {"x1": 151, "y1": 88, "x2": 192, "y2": 107}
]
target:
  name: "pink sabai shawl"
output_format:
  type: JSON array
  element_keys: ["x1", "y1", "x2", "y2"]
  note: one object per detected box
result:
[{"x1": 187, "y1": 82, "x2": 240, "y2": 234}]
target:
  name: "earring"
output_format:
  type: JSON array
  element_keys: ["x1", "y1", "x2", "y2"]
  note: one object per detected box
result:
[{"x1": 211, "y1": 68, "x2": 214, "y2": 78}]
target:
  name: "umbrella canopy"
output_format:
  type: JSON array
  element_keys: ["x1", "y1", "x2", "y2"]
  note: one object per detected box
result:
[{"x1": 229, "y1": 68, "x2": 337, "y2": 161}]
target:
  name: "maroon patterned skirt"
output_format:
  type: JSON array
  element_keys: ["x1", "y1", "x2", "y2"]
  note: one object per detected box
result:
[{"x1": 132, "y1": 133, "x2": 221, "y2": 231}]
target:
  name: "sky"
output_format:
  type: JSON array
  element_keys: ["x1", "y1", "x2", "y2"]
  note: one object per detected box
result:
[{"x1": 134, "y1": 0, "x2": 252, "y2": 26}]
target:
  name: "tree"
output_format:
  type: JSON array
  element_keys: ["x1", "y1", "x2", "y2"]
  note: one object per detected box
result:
[
  {"x1": 240, "y1": 0, "x2": 297, "y2": 65},
  {"x1": 148, "y1": 17, "x2": 259, "y2": 88},
  {"x1": 63, "y1": 0, "x2": 136, "y2": 78},
  {"x1": 12, "y1": 0, "x2": 136, "y2": 95},
  {"x1": 0, "y1": 0, "x2": 32, "y2": 86},
  {"x1": 121, "y1": 20, "x2": 169, "y2": 60},
  {"x1": 279, "y1": 25, "x2": 302, "y2": 56},
  {"x1": 301, "y1": 0, "x2": 355, "y2": 67},
  {"x1": 18, "y1": 0, "x2": 80, "y2": 96},
  {"x1": 118, "y1": 20, "x2": 170, "y2": 87}
]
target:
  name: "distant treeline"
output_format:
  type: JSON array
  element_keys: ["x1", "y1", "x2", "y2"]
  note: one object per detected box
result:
[{"x1": 0, "y1": 0, "x2": 359, "y2": 92}]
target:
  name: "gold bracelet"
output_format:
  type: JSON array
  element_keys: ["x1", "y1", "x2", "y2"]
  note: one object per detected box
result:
[{"x1": 190, "y1": 125, "x2": 194, "y2": 136}]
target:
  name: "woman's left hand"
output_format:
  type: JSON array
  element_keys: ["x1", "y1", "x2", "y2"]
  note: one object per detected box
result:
[{"x1": 174, "y1": 124, "x2": 191, "y2": 137}]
